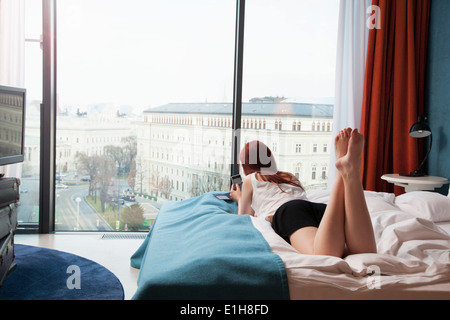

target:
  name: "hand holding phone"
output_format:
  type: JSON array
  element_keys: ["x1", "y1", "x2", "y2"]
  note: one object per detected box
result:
[
  {"x1": 231, "y1": 174, "x2": 242, "y2": 191},
  {"x1": 229, "y1": 174, "x2": 242, "y2": 202}
]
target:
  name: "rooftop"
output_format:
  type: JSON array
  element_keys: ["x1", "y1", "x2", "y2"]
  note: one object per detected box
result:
[{"x1": 144, "y1": 102, "x2": 334, "y2": 118}]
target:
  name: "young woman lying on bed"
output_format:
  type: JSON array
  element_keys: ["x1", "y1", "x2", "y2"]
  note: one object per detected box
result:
[{"x1": 229, "y1": 128, "x2": 377, "y2": 258}]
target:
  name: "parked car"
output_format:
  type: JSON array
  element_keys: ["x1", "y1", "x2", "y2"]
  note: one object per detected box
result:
[
  {"x1": 56, "y1": 183, "x2": 68, "y2": 189},
  {"x1": 121, "y1": 195, "x2": 136, "y2": 202},
  {"x1": 111, "y1": 198, "x2": 125, "y2": 205}
]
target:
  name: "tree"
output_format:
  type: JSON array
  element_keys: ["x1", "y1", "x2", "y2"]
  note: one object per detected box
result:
[
  {"x1": 149, "y1": 170, "x2": 160, "y2": 197},
  {"x1": 135, "y1": 158, "x2": 146, "y2": 195},
  {"x1": 104, "y1": 145, "x2": 127, "y2": 177},
  {"x1": 120, "y1": 204, "x2": 145, "y2": 231},
  {"x1": 159, "y1": 175, "x2": 172, "y2": 199},
  {"x1": 127, "y1": 158, "x2": 136, "y2": 192},
  {"x1": 189, "y1": 172, "x2": 227, "y2": 197},
  {"x1": 75, "y1": 152, "x2": 102, "y2": 196},
  {"x1": 104, "y1": 136, "x2": 137, "y2": 178},
  {"x1": 75, "y1": 152, "x2": 115, "y2": 212},
  {"x1": 97, "y1": 156, "x2": 115, "y2": 213},
  {"x1": 121, "y1": 136, "x2": 137, "y2": 170}
]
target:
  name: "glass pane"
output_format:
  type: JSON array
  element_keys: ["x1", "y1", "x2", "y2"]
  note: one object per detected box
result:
[
  {"x1": 57, "y1": 0, "x2": 235, "y2": 231},
  {"x1": 242, "y1": 0, "x2": 339, "y2": 190},
  {"x1": 16, "y1": 0, "x2": 43, "y2": 230}
]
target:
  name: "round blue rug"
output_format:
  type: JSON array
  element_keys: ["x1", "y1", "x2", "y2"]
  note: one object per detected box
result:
[{"x1": 0, "y1": 244, "x2": 124, "y2": 300}]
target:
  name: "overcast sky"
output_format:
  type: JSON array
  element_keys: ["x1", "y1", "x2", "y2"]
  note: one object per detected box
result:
[{"x1": 26, "y1": 0, "x2": 339, "y2": 112}]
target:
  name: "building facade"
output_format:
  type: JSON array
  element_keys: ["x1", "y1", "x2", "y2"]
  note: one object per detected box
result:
[
  {"x1": 136, "y1": 101, "x2": 334, "y2": 202},
  {"x1": 23, "y1": 112, "x2": 134, "y2": 177}
]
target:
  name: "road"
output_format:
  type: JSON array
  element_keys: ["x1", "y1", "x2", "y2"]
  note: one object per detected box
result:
[
  {"x1": 16, "y1": 178, "x2": 113, "y2": 231},
  {"x1": 17, "y1": 177, "x2": 160, "y2": 231},
  {"x1": 55, "y1": 185, "x2": 113, "y2": 231}
]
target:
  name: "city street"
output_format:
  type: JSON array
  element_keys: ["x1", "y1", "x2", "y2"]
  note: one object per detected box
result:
[
  {"x1": 17, "y1": 178, "x2": 113, "y2": 230},
  {"x1": 16, "y1": 178, "x2": 40, "y2": 225},
  {"x1": 17, "y1": 177, "x2": 160, "y2": 231},
  {"x1": 55, "y1": 185, "x2": 112, "y2": 231}
]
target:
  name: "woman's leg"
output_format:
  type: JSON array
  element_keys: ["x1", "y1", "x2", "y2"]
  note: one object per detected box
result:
[
  {"x1": 290, "y1": 128, "x2": 376, "y2": 257},
  {"x1": 336, "y1": 129, "x2": 377, "y2": 254},
  {"x1": 290, "y1": 129, "x2": 350, "y2": 257}
]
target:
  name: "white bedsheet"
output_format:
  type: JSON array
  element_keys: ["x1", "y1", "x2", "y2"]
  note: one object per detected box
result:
[{"x1": 250, "y1": 190, "x2": 450, "y2": 298}]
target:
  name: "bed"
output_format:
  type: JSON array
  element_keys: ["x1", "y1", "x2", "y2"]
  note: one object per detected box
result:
[{"x1": 130, "y1": 189, "x2": 450, "y2": 300}]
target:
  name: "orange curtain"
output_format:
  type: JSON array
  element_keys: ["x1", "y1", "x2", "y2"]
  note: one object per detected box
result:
[{"x1": 361, "y1": 0, "x2": 431, "y2": 194}]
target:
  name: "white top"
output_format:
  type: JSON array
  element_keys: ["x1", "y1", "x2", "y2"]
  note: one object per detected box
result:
[{"x1": 250, "y1": 172, "x2": 307, "y2": 221}]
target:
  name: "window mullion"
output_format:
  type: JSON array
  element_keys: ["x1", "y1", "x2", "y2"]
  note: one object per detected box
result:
[
  {"x1": 40, "y1": 0, "x2": 57, "y2": 233},
  {"x1": 231, "y1": 0, "x2": 245, "y2": 177}
]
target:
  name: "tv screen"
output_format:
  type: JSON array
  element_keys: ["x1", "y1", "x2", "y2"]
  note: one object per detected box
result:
[{"x1": 0, "y1": 85, "x2": 26, "y2": 166}]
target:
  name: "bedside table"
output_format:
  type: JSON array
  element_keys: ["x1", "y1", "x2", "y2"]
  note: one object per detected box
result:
[{"x1": 381, "y1": 174, "x2": 450, "y2": 193}]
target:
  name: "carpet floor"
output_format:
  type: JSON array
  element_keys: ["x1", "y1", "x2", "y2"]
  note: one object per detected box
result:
[{"x1": 0, "y1": 244, "x2": 124, "y2": 300}]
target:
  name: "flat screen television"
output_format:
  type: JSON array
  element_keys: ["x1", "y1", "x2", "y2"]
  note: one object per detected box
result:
[{"x1": 0, "y1": 85, "x2": 26, "y2": 167}]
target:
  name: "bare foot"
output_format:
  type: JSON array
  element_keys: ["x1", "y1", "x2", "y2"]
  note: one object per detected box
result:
[
  {"x1": 334, "y1": 128, "x2": 352, "y2": 159},
  {"x1": 335, "y1": 129, "x2": 364, "y2": 177}
]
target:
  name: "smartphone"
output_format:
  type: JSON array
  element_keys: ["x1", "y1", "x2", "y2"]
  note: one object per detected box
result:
[{"x1": 231, "y1": 174, "x2": 243, "y2": 190}]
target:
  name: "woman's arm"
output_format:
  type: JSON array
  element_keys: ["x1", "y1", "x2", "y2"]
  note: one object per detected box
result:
[{"x1": 229, "y1": 175, "x2": 255, "y2": 216}]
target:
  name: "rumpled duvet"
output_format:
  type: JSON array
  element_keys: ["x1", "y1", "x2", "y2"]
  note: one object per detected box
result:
[{"x1": 251, "y1": 190, "x2": 450, "y2": 297}]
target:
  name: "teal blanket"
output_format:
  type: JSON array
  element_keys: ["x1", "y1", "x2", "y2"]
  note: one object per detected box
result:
[{"x1": 130, "y1": 192, "x2": 289, "y2": 300}]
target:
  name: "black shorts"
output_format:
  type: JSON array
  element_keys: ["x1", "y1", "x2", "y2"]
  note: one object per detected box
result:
[{"x1": 271, "y1": 199, "x2": 327, "y2": 244}]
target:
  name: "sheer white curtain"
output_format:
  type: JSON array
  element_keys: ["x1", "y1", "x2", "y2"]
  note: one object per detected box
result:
[
  {"x1": 0, "y1": 0, "x2": 25, "y2": 178},
  {"x1": 327, "y1": 0, "x2": 371, "y2": 188}
]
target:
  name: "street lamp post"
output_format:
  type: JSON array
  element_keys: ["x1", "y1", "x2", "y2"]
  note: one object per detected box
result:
[{"x1": 75, "y1": 197, "x2": 81, "y2": 230}]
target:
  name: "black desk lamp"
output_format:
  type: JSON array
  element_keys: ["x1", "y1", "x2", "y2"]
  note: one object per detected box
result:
[{"x1": 402, "y1": 116, "x2": 432, "y2": 177}]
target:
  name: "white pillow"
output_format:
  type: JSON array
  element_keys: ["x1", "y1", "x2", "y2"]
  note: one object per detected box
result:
[
  {"x1": 395, "y1": 191, "x2": 450, "y2": 222},
  {"x1": 365, "y1": 197, "x2": 399, "y2": 215},
  {"x1": 364, "y1": 190, "x2": 396, "y2": 204},
  {"x1": 362, "y1": 190, "x2": 398, "y2": 215}
]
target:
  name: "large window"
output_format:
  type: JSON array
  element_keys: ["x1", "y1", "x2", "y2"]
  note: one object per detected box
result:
[
  {"x1": 22, "y1": 0, "x2": 339, "y2": 233},
  {"x1": 56, "y1": 0, "x2": 236, "y2": 231}
]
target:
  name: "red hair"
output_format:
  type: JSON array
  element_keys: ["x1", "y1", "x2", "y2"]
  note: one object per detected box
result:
[{"x1": 239, "y1": 140, "x2": 304, "y2": 191}]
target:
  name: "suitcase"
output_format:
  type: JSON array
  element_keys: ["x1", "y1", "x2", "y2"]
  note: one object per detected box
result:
[
  {"x1": 0, "y1": 232, "x2": 15, "y2": 288},
  {"x1": 0, "y1": 205, "x2": 17, "y2": 240},
  {"x1": 0, "y1": 177, "x2": 20, "y2": 208}
]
